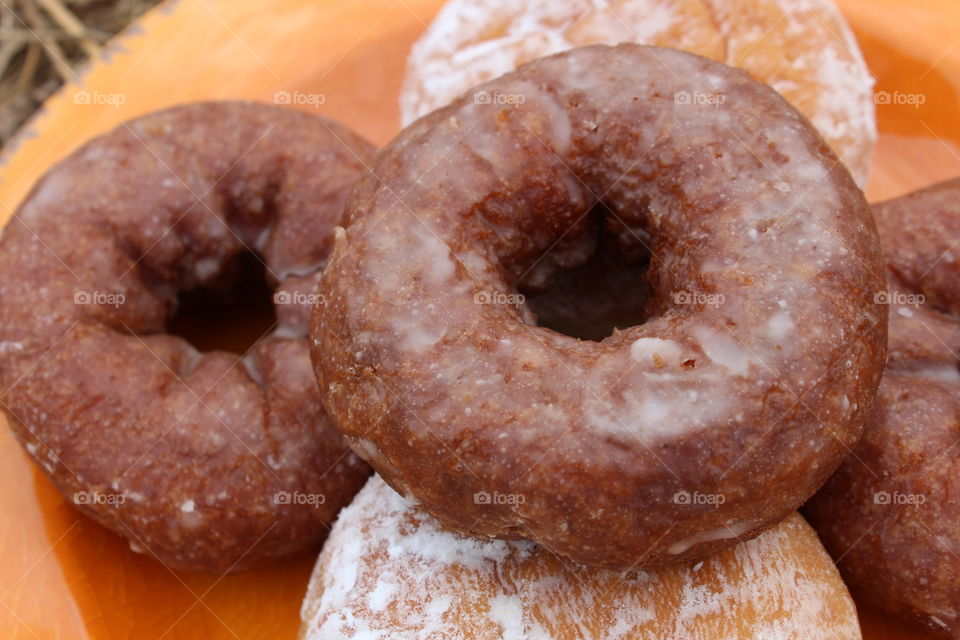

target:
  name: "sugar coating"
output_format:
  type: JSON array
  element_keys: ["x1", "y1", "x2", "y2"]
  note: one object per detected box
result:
[
  {"x1": 300, "y1": 476, "x2": 862, "y2": 640},
  {"x1": 400, "y1": 0, "x2": 876, "y2": 187}
]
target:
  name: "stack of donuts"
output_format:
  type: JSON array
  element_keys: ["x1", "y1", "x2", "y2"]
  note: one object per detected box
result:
[{"x1": 0, "y1": 0, "x2": 956, "y2": 638}]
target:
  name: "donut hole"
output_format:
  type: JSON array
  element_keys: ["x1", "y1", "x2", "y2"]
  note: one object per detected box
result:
[
  {"x1": 166, "y1": 250, "x2": 276, "y2": 355},
  {"x1": 523, "y1": 208, "x2": 652, "y2": 341}
]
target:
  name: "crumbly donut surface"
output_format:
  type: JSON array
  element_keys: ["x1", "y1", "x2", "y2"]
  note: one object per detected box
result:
[
  {"x1": 806, "y1": 178, "x2": 960, "y2": 637},
  {"x1": 313, "y1": 45, "x2": 887, "y2": 569},
  {"x1": 400, "y1": 0, "x2": 876, "y2": 187},
  {"x1": 299, "y1": 476, "x2": 862, "y2": 640},
  {"x1": 0, "y1": 102, "x2": 375, "y2": 573}
]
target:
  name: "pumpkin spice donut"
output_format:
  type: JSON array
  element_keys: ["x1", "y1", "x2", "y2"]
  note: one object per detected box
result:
[
  {"x1": 300, "y1": 476, "x2": 863, "y2": 640},
  {"x1": 806, "y1": 178, "x2": 960, "y2": 637},
  {"x1": 0, "y1": 102, "x2": 375, "y2": 573},
  {"x1": 312, "y1": 45, "x2": 887, "y2": 570},
  {"x1": 399, "y1": 0, "x2": 877, "y2": 188}
]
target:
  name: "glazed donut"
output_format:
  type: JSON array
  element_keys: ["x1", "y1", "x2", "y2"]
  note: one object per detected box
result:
[
  {"x1": 0, "y1": 102, "x2": 375, "y2": 573},
  {"x1": 400, "y1": 0, "x2": 877, "y2": 188},
  {"x1": 300, "y1": 476, "x2": 863, "y2": 640},
  {"x1": 312, "y1": 44, "x2": 887, "y2": 570},
  {"x1": 806, "y1": 178, "x2": 960, "y2": 637}
]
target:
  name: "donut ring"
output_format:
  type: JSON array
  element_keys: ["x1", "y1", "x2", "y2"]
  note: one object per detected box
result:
[
  {"x1": 806, "y1": 178, "x2": 960, "y2": 636},
  {"x1": 312, "y1": 45, "x2": 887, "y2": 570},
  {"x1": 0, "y1": 102, "x2": 375, "y2": 573},
  {"x1": 399, "y1": 0, "x2": 877, "y2": 188},
  {"x1": 300, "y1": 476, "x2": 863, "y2": 640}
]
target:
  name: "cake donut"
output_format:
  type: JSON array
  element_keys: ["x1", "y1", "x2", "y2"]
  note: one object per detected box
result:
[
  {"x1": 399, "y1": 0, "x2": 877, "y2": 188},
  {"x1": 312, "y1": 45, "x2": 887, "y2": 570},
  {"x1": 806, "y1": 178, "x2": 960, "y2": 637},
  {"x1": 299, "y1": 475, "x2": 863, "y2": 640},
  {"x1": 0, "y1": 102, "x2": 375, "y2": 573}
]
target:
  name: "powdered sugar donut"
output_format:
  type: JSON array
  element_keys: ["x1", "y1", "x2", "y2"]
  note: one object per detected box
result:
[
  {"x1": 400, "y1": 0, "x2": 876, "y2": 188},
  {"x1": 300, "y1": 476, "x2": 863, "y2": 640}
]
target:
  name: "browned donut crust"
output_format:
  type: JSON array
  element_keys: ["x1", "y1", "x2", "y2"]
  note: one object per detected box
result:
[
  {"x1": 806, "y1": 178, "x2": 960, "y2": 637},
  {"x1": 312, "y1": 44, "x2": 887, "y2": 570},
  {"x1": 0, "y1": 102, "x2": 375, "y2": 573}
]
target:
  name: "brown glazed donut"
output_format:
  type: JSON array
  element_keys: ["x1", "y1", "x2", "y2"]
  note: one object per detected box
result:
[
  {"x1": 806, "y1": 178, "x2": 960, "y2": 637},
  {"x1": 0, "y1": 102, "x2": 374, "y2": 573},
  {"x1": 312, "y1": 44, "x2": 887, "y2": 570}
]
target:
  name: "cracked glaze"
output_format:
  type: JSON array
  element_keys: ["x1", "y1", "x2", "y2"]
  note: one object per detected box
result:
[
  {"x1": 0, "y1": 102, "x2": 375, "y2": 573},
  {"x1": 312, "y1": 45, "x2": 887, "y2": 569}
]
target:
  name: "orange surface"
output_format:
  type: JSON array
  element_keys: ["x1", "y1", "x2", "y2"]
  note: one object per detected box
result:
[{"x1": 0, "y1": 0, "x2": 956, "y2": 637}]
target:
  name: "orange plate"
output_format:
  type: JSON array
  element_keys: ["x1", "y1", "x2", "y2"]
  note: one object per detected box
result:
[{"x1": 0, "y1": 0, "x2": 957, "y2": 638}]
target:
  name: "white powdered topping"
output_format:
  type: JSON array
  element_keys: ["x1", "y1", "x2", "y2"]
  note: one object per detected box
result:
[
  {"x1": 300, "y1": 477, "x2": 860, "y2": 640},
  {"x1": 400, "y1": 0, "x2": 875, "y2": 186},
  {"x1": 179, "y1": 499, "x2": 195, "y2": 513},
  {"x1": 488, "y1": 594, "x2": 525, "y2": 639},
  {"x1": 367, "y1": 579, "x2": 398, "y2": 612}
]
